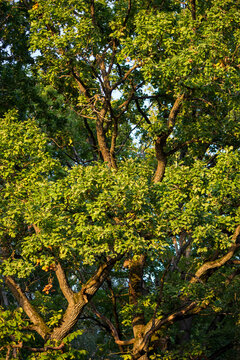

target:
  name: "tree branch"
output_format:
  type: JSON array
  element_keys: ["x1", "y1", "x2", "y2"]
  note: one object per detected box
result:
[
  {"x1": 50, "y1": 254, "x2": 123, "y2": 341},
  {"x1": 115, "y1": 117, "x2": 145, "y2": 155},
  {"x1": 90, "y1": 302, "x2": 131, "y2": 349},
  {"x1": 111, "y1": 63, "x2": 139, "y2": 91},
  {"x1": 117, "y1": 86, "x2": 135, "y2": 116},
  {"x1": 55, "y1": 263, "x2": 75, "y2": 305},
  {"x1": 50, "y1": 137, "x2": 80, "y2": 164},
  {"x1": 136, "y1": 301, "x2": 201, "y2": 357},
  {"x1": 166, "y1": 138, "x2": 203, "y2": 156},
  {"x1": 110, "y1": 117, "x2": 118, "y2": 169},
  {"x1": 5, "y1": 276, "x2": 50, "y2": 339},
  {"x1": 123, "y1": 0, "x2": 132, "y2": 26},
  {"x1": 90, "y1": 0, "x2": 96, "y2": 26},
  {"x1": 71, "y1": 68, "x2": 91, "y2": 100},
  {"x1": 135, "y1": 98, "x2": 151, "y2": 125},
  {"x1": 190, "y1": 225, "x2": 240, "y2": 284},
  {"x1": 167, "y1": 94, "x2": 185, "y2": 131},
  {"x1": 153, "y1": 94, "x2": 185, "y2": 183},
  {"x1": 189, "y1": 0, "x2": 196, "y2": 20},
  {"x1": 107, "y1": 39, "x2": 117, "y2": 76},
  {"x1": 11, "y1": 343, "x2": 65, "y2": 353}
]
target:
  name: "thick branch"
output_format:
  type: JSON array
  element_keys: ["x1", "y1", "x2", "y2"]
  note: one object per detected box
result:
[
  {"x1": 135, "y1": 301, "x2": 200, "y2": 357},
  {"x1": 167, "y1": 94, "x2": 185, "y2": 130},
  {"x1": 130, "y1": 227, "x2": 240, "y2": 357},
  {"x1": 189, "y1": 0, "x2": 196, "y2": 20},
  {"x1": 129, "y1": 255, "x2": 146, "y2": 339},
  {"x1": 153, "y1": 94, "x2": 185, "y2": 183},
  {"x1": 190, "y1": 225, "x2": 240, "y2": 284},
  {"x1": 5, "y1": 276, "x2": 50, "y2": 339},
  {"x1": 55, "y1": 263, "x2": 75, "y2": 305},
  {"x1": 50, "y1": 255, "x2": 123, "y2": 341},
  {"x1": 153, "y1": 134, "x2": 167, "y2": 183},
  {"x1": 96, "y1": 119, "x2": 113, "y2": 167},
  {"x1": 90, "y1": 0, "x2": 96, "y2": 26},
  {"x1": 72, "y1": 66, "x2": 113, "y2": 167},
  {"x1": 95, "y1": 53, "x2": 112, "y2": 95},
  {"x1": 71, "y1": 69, "x2": 91, "y2": 100},
  {"x1": 18, "y1": 343, "x2": 65, "y2": 353}
]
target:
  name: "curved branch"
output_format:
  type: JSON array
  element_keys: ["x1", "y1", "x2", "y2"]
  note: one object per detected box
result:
[
  {"x1": 132, "y1": 301, "x2": 199, "y2": 358},
  {"x1": 90, "y1": 302, "x2": 133, "y2": 348},
  {"x1": 190, "y1": 225, "x2": 240, "y2": 284},
  {"x1": 167, "y1": 94, "x2": 185, "y2": 131},
  {"x1": 71, "y1": 68, "x2": 91, "y2": 100},
  {"x1": 5, "y1": 276, "x2": 50, "y2": 340},
  {"x1": 50, "y1": 254, "x2": 123, "y2": 341},
  {"x1": 131, "y1": 227, "x2": 240, "y2": 357}
]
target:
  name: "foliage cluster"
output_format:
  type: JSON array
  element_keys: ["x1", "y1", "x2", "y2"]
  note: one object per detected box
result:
[{"x1": 0, "y1": 1, "x2": 240, "y2": 359}]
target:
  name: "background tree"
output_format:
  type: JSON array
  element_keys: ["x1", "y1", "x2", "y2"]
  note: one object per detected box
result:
[{"x1": 0, "y1": 0, "x2": 240, "y2": 359}]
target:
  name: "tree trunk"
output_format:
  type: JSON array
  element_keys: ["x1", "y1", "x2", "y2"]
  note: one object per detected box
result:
[
  {"x1": 153, "y1": 134, "x2": 167, "y2": 183},
  {"x1": 129, "y1": 255, "x2": 146, "y2": 339}
]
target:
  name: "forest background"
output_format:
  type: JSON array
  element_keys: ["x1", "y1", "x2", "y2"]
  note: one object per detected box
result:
[{"x1": 0, "y1": 0, "x2": 240, "y2": 359}]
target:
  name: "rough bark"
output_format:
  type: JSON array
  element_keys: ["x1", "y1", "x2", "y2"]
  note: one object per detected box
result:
[
  {"x1": 4, "y1": 255, "x2": 122, "y2": 344},
  {"x1": 128, "y1": 255, "x2": 148, "y2": 359},
  {"x1": 132, "y1": 301, "x2": 198, "y2": 358},
  {"x1": 190, "y1": 225, "x2": 240, "y2": 284},
  {"x1": 129, "y1": 255, "x2": 146, "y2": 337},
  {"x1": 189, "y1": 0, "x2": 196, "y2": 20},
  {"x1": 96, "y1": 119, "x2": 113, "y2": 167},
  {"x1": 153, "y1": 94, "x2": 185, "y2": 183},
  {"x1": 5, "y1": 276, "x2": 50, "y2": 339},
  {"x1": 129, "y1": 226, "x2": 240, "y2": 358},
  {"x1": 153, "y1": 134, "x2": 167, "y2": 183},
  {"x1": 55, "y1": 263, "x2": 75, "y2": 305},
  {"x1": 50, "y1": 255, "x2": 122, "y2": 341}
]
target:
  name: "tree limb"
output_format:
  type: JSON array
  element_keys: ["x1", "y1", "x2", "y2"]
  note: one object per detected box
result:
[
  {"x1": 111, "y1": 63, "x2": 139, "y2": 91},
  {"x1": 167, "y1": 94, "x2": 185, "y2": 131},
  {"x1": 166, "y1": 138, "x2": 203, "y2": 156},
  {"x1": 189, "y1": 0, "x2": 196, "y2": 20},
  {"x1": 55, "y1": 263, "x2": 75, "y2": 305},
  {"x1": 153, "y1": 94, "x2": 185, "y2": 183},
  {"x1": 5, "y1": 276, "x2": 50, "y2": 339},
  {"x1": 190, "y1": 225, "x2": 240, "y2": 284},
  {"x1": 135, "y1": 98, "x2": 151, "y2": 125},
  {"x1": 50, "y1": 254, "x2": 123, "y2": 341},
  {"x1": 123, "y1": 0, "x2": 132, "y2": 26}
]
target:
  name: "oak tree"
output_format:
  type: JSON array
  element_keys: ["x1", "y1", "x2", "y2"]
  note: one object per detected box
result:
[{"x1": 1, "y1": 0, "x2": 240, "y2": 359}]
